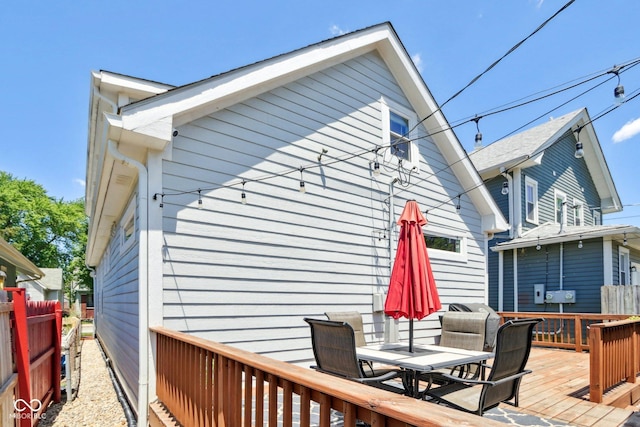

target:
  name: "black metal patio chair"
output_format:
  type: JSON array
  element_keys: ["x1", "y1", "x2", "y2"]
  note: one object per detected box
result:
[
  {"x1": 304, "y1": 318, "x2": 406, "y2": 394},
  {"x1": 424, "y1": 317, "x2": 543, "y2": 416}
]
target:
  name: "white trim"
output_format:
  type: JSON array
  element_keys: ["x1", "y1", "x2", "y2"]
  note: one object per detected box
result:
[
  {"x1": 554, "y1": 189, "x2": 567, "y2": 226},
  {"x1": 603, "y1": 238, "x2": 613, "y2": 285},
  {"x1": 593, "y1": 210, "x2": 601, "y2": 226},
  {"x1": 525, "y1": 176, "x2": 539, "y2": 225},
  {"x1": 573, "y1": 199, "x2": 584, "y2": 226},
  {"x1": 513, "y1": 170, "x2": 523, "y2": 237},
  {"x1": 513, "y1": 248, "x2": 518, "y2": 312},
  {"x1": 619, "y1": 246, "x2": 630, "y2": 285},
  {"x1": 498, "y1": 251, "x2": 504, "y2": 311}
]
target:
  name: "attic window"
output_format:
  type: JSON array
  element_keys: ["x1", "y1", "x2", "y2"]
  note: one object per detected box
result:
[{"x1": 381, "y1": 98, "x2": 420, "y2": 172}]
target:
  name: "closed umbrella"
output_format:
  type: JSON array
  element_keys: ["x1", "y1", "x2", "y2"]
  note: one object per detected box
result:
[{"x1": 384, "y1": 200, "x2": 441, "y2": 352}]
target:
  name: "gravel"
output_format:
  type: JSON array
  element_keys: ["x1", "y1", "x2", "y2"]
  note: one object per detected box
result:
[{"x1": 39, "y1": 337, "x2": 128, "y2": 427}]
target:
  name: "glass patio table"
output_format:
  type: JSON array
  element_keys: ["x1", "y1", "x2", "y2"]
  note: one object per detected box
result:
[{"x1": 356, "y1": 342, "x2": 494, "y2": 398}]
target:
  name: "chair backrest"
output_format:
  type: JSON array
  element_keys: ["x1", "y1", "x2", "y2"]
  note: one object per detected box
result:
[
  {"x1": 482, "y1": 318, "x2": 543, "y2": 410},
  {"x1": 448, "y1": 303, "x2": 500, "y2": 351},
  {"x1": 304, "y1": 318, "x2": 364, "y2": 379},
  {"x1": 439, "y1": 311, "x2": 488, "y2": 352},
  {"x1": 325, "y1": 311, "x2": 366, "y2": 347}
]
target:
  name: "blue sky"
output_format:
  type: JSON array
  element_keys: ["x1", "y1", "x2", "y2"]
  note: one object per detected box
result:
[{"x1": 1, "y1": 1, "x2": 639, "y2": 226}]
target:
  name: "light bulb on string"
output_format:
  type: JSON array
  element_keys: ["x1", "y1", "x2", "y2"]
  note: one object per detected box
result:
[
  {"x1": 624, "y1": 232, "x2": 628, "y2": 246},
  {"x1": 578, "y1": 235, "x2": 583, "y2": 249},
  {"x1": 574, "y1": 126, "x2": 584, "y2": 159},
  {"x1": 197, "y1": 189, "x2": 203, "y2": 209},
  {"x1": 611, "y1": 66, "x2": 625, "y2": 105},
  {"x1": 455, "y1": 195, "x2": 461, "y2": 213},
  {"x1": 241, "y1": 181, "x2": 247, "y2": 205},
  {"x1": 536, "y1": 237, "x2": 541, "y2": 251},
  {"x1": 473, "y1": 116, "x2": 482, "y2": 149},
  {"x1": 299, "y1": 167, "x2": 306, "y2": 193},
  {"x1": 501, "y1": 181, "x2": 509, "y2": 195}
]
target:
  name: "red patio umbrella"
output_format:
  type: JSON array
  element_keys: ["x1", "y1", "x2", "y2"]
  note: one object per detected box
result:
[{"x1": 384, "y1": 200, "x2": 441, "y2": 352}]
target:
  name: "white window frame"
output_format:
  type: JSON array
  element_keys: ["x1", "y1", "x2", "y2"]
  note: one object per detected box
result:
[
  {"x1": 573, "y1": 199, "x2": 584, "y2": 226},
  {"x1": 554, "y1": 190, "x2": 567, "y2": 226},
  {"x1": 423, "y1": 229, "x2": 467, "y2": 263},
  {"x1": 381, "y1": 97, "x2": 420, "y2": 172},
  {"x1": 120, "y1": 198, "x2": 136, "y2": 253},
  {"x1": 619, "y1": 246, "x2": 630, "y2": 285},
  {"x1": 525, "y1": 177, "x2": 538, "y2": 225},
  {"x1": 593, "y1": 210, "x2": 601, "y2": 226}
]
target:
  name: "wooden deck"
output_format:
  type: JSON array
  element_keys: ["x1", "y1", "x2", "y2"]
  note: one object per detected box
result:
[{"x1": 508, "y1": 347, "x2": 639, "y2": 426}]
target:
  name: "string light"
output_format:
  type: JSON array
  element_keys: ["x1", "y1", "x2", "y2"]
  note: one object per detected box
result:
[
  {"x1": 197, "y1": 189, "x2": 203, "y2": 209},
  {"x1": 241, "y1": 181, "x2": 247, "y2": 205},
  {"x1": 574, "y1": 126, "x2": 584, "y2": 159},
  {"x1": 624, "y1": 232, "x2": 628, "y2": 246},
  {"x1": 473, "y1": 116, "x2": 482, "y2": 149},
  {"x1": 578, "y1": 235, "x2": 583, "y2": 249},
  {"x1": 536, "y1": 237, "x2": 541, "y2": 251},
  {"x1": 299, "y1": 167, "x2": 306, "y2": 193},
  {"x1": 456, "y1": 195, "x2": 461, "y2": 213},
  {"x1": 610, "y1": 65, "x2": 625, "y2": 105},
  {"x1": 501, "y1": 182, "x2": 509, "y2": 195}
]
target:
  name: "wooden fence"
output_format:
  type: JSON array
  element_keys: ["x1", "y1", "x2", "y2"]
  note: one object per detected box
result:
[
  {"x1": 588, "y1": 318, "x2": 640, "y2": 403},
  {"x1": 61, "y1": 318, "x2": 82, "y2": 401},
  {"x1": 150, "y1": 326, "x2": 505, "y2": 427},
  {"x1": 0, "y1": 301, "x2": 17, "y2": 427},
  {"x1": 6, "y1": 288, "x2": 62, "y2": 427},
  {"x1": 498, "y1": 311, "x2": 630, "y2": 352},
  {"x1": 601, "y1": 285, "x2": 640, "y2": 315}
]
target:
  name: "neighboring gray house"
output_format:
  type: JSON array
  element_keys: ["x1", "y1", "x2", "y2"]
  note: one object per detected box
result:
[
  {"x1": 470, "y1": 108, "x2": 640, "y2": 314},
  {"x1": 85, "y1": 22, "x2": 507, "y2": 421},
  {"x1": 19, "y1": 267, "x2": 63, "y2": 303}
]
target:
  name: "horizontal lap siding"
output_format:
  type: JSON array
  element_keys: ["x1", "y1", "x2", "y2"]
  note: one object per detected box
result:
[
  {"x1": 161, "y1": 52, "x2": 488, "y2": 363},
  {"x1": 94, "y1": 198, "x2": 139, "y2": 408}
]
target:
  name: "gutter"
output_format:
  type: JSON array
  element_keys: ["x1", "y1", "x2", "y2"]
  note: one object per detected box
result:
[{"x1": 107, "y1": 140, "x2": 149, "y2": 426}]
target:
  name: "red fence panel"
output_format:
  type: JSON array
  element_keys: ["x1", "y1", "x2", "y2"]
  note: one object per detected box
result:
[{"x1": 7, "y1": 288, "x2": 61, "y2": 426}]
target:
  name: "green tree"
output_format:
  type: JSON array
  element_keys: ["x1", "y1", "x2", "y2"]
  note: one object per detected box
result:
[{"x1": 0, "y1": 171, "x2": 90, "y2": 300}]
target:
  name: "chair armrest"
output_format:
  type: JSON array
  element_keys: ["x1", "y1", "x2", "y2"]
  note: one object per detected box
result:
[
  {"x1": 352, "y1": 369, "x2": 405, "y2": 384},
  {"x1": 436, "y1": 369, "x2": 532, "y2": 387}
]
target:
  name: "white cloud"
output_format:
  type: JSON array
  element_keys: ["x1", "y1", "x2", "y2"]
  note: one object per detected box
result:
[
  {"x1": 74, "y1": 178, "x2": 86, "y2": 188},
  {"x1": 612, "y1": 117, "x2": 640, "y2": 143},
  {"x1": 412, "y1": 53, "x2": 424, "y2": 73},
  {"x1": 329, "y1": 25, "x2": 346, "y2": 36}
]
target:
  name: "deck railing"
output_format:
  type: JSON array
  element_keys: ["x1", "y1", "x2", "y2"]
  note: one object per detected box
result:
[
  {"x1": 150, "y1": 326, "x2": 505, "y2": 427},
  {"x1": 588, "y1": 318, "x2": 640, "y2": 403},
  {"x1": 499, "y1": 312, "x2": 630, "y2": 352}
]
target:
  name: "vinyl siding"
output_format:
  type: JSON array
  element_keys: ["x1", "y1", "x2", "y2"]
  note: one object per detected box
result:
[
  {"x1": 159, "y1": 51, "x2": 489, "y2": 364},
  {"x1": 94, "y1": 195, "x2": 139, "y2": 409},
  {"x1": 520, "y1": 130, "x2": 601, "y2": 230}
]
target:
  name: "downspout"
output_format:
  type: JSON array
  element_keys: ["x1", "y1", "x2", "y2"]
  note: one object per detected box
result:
[
  {"x1": 559, "y1": 242, "x2": 564, "y2": 314},
  {"x1": 107, "y1": 140, "x2": 149, "y2": 426},
  {"x1": 513, "y1": 248, "x2": 518, "y2": 312}
]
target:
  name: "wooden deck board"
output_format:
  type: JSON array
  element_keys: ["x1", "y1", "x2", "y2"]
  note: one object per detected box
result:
[{"x1": 502, "y1": 347, "x2": 639, "y2": 427}]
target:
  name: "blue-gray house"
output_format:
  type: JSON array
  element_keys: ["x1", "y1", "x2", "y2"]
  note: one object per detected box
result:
[{"x1": 470, "y1": 108, "x2": 640, "y2": 314}]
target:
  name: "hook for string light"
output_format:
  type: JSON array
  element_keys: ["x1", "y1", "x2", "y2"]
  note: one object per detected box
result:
[
  {"x1": 472, "y1": 116, "x2": 482, "y2": 149},
  {"x1": 317, "y1": 148, "x2": 328, "y2": 162},
  {"x1": 573, "y1": 126, "x2": 584, "y2": 159}
]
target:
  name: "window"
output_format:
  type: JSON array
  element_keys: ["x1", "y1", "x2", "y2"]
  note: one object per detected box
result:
[
  {"x1": 525, "y1": 177, "x2": 538, "y2": 224},
  {"x1": 423, "y1": 231, "x2": 467, "y2": 262},
  {"x1": 554, "y1": 190, "x2": 567, "y2": 225},
  {"x1": 381, "y1": 98, "x2": 420, "y2": 172},
  {"x1": 389, "y1": 112, "x2": 411, "y2": 161},
  {"x1": 620, "y1": 247, "x2": 630, "y2": 285},
  {"x1": 425, "y1": 235, "x2": 461, "y2": 253},
  {"x1": 593, "y1": 210, "x2": 601, "y2": 226},
  {"x1": 121, "y1": 198, "x2": 136, "y2": 253},
  {"x1": 573, "y1": 200, "x2": 584, "y2": 226}
]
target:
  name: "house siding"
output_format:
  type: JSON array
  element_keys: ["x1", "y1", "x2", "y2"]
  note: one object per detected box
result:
[
  {"x1": 520, "y1": 131, "x2": 601, "y2": 230},
  {"x1": 159, "y1": 52, "x2": 489, "y2": 364},
  {"x1": 94, "y1": 196, "x2": 140, "y2": 408}
]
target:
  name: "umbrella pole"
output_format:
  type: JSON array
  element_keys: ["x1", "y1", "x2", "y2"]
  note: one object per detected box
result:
[{"x1": 409, "y1": 319, "x2": 414, "y2": 352}]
